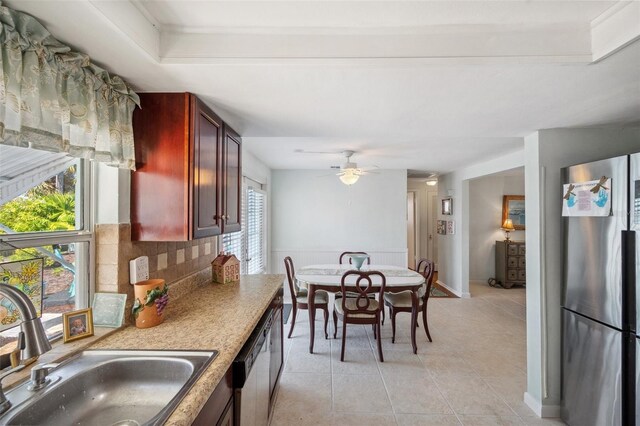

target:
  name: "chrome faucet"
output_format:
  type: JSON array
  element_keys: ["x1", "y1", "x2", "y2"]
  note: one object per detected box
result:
[{"x1": 0, "y1": 283, "x2": 52, "y2": 413}]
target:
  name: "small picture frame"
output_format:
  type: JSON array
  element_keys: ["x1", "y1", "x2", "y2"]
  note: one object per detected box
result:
[
  {"x1": 441, "y1": 197, "x2": 453, "y2": 215},
  {"x1": 63, "y1": 308, "x2": 94, "y2": 343},
  {"x1": 437, "y1": 220, "x2": 447, "y2": 235},
  {"x1": 447, "y1": 220, "x2": 455, "y2": 235},
  {"x1": 92, "y1": 293, "x2": 127, "y2": 328}
]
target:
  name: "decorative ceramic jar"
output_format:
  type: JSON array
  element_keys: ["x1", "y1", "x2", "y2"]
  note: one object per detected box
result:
[
  {"x1": 132, "y1": 278, "x2": 168, "y2": 329},
  {"x1": 348, "y1": 254, "x2": 369, "y2": 270}
]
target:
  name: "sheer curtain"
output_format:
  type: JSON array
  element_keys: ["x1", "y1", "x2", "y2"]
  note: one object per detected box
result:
[{"x1": 0, "y1": 2, "x2": 140, "y2": 169}]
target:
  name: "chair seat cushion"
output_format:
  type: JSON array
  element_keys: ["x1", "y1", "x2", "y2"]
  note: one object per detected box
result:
[
  {"x1": 297, "y1": 290, "x2": 329, "y2": 305},
  {"x1": 384, "y1": 291, "x2": 424, "y2": 308},
  {"x1": 334, "y1": 298, "x2": 379, "y2": 318}
]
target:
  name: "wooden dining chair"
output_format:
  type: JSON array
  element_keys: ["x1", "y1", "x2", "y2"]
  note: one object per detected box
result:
[
  {"x1": 333, "y1": 270, "x2": 387, "y2": 362},
  {"x1": 384, "y1": 259, "x2": 435, "y2": 344},
  {"x1": 337, "y1": 251, "x2": 381, "y2": 321},
  {"x1": 284, "y1": 256, "x2": 329, "y2": 339},
  {"x1": 339, "y1": 251, "x2": 371, "y2": 265}
]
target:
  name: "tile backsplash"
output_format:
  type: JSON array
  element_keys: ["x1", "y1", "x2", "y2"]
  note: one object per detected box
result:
[{"x1": 95, "y1": 224, "x2": 219, "y2": 300}]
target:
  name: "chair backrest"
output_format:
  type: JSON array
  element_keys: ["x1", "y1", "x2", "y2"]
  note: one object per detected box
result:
[
  {"x1": 415, "y1": 258, "x2": 429, "y2": 274},
  {"x1": 339, "y1": 270, "x2": 386, "y2": 316},
  {"x1": 419, "y1": 259, "x2": 436, "y2": 301},
  {"x1": 284, "y1": 256, "x2": 300, "y2": 302},
  {"x1": 339, "y1": 251, "x2": 371, "y2": 265}
]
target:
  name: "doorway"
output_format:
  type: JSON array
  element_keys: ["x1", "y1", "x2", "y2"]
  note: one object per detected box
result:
[{"x1": 407, "y1": 191, "x2": 416, "y2": 269}]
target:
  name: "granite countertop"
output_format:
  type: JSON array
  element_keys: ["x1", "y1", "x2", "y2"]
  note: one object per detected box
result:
[{"x1": 92, "y1": 273, "x2": 284, "y2": 425}]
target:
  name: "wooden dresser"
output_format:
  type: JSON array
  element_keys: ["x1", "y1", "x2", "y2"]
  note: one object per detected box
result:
[{"x1": 495, "y1": 241, "x2": 526, "y2": 288}]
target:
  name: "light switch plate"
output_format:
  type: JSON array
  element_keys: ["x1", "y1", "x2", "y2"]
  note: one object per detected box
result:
[{"x1": 129, "y1": 256, "x2": 149, "y2": 284}]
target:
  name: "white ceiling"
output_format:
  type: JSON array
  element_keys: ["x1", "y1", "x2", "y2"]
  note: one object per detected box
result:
[{"x1": 8, "y1": 1, "x2": 640, "y2": 174}]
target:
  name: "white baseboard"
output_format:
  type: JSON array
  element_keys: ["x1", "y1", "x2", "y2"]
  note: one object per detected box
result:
[
  {"x1": 436, "y1": 280, "x2": 471, "y2": 298},
  {"x1": 524, "y1": 392, "x2": 562, "y2": 418}
]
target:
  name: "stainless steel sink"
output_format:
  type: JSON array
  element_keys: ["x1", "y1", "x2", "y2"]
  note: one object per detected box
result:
[{"x1": 0, "y1": 349, "x2": 218, "y2": 426}]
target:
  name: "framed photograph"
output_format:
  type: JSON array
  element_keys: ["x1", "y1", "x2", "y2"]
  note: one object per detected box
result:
[
  {"x1": 447, "y1": 220, "x2": 455, "y2": 235},
  {"x1": 92, "y1": 293, "x2": 127, "y2": 328},
  {"x1": 436, "y1": 220, "x2": 447, "y2": 235},
  {"x1": 441, "y1": 197, "x2": 453, "y2": 215},
  {"x1": 502, "y1": 195, "x2": 525, "y2": 230},
  {"x1": 63, "y1": 308, "x2": 94, "y2": 343}
]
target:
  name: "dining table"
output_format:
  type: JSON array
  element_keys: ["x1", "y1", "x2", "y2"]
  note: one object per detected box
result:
[{"x1": 296, "y1": 264, "x2": 425, "y2": 354}]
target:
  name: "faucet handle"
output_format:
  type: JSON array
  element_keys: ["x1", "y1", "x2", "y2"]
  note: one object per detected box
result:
[{"x1": 9, "y1": 332, "x2": 25, "y2": 368}]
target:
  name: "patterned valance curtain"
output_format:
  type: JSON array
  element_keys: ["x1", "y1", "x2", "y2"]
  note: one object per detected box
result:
[{"x1": 0, "y1": 2, "x2": 140, "y2": 169}]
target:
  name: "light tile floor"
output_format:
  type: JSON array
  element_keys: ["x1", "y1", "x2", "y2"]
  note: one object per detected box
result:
[{"x1": 271, "y1": 282, "x2": 566, "y2": 426}]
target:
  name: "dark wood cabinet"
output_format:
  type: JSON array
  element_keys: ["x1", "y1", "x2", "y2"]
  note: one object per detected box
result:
[
  {"x1": 269, "y1": 291, "x2": 284, "y2": 409},
  {"x1": 495, "y1": 240, "x2": 526, "y2": 288},
  {"x1": 131, "y1": 92, "x2": 241, "y2": 241},
  {"x1": 193, "y1": 365, "x2": 234, "y2": 426},
  {"x1": 222, "y1": 125, "x2": 242, "y2": 233},
  {"x1": 193, "y1": 97, "x2": 223, "y2": 239}
]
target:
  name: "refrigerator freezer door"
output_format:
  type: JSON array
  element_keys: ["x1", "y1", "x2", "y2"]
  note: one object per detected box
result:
[
  {"x1": 563, "y1": 155, "x2": 628, "y2": 329},
  {"x1": 562, "y1": 309, "x2": 622, "y2": 426}
]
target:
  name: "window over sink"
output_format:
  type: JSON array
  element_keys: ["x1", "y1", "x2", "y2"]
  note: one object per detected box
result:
[{"x1": 0, "y1": 146, "x2": 92, "y2": 353}]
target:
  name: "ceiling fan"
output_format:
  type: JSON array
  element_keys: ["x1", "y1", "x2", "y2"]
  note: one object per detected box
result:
[
  {"x1": 331, "y1": 150, "x2": 378, "y2": 185},
  {"x1": 295, "y1": 149, "x2": 378, "y2": 185}
]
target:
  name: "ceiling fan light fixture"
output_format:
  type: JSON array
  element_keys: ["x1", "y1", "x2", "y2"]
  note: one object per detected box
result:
[
  {"x1": 339, "y1": 170, "x2": 360, "y2": 185},
  {"x1": 426, "y1": 179, "x2": 438, "y2": 186}
]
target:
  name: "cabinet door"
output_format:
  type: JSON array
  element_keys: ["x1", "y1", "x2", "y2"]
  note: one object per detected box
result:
[
  {"x1": 222, "y1": 125, "x2": 242, "y2": 233},
  {"x1": 192, "y1": 98, "x2": 222, "y2": 238}
]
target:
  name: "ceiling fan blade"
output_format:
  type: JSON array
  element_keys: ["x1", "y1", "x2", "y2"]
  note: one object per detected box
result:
[{"x1": 295, "y1": 149, "x2": 342, "y2": 155}]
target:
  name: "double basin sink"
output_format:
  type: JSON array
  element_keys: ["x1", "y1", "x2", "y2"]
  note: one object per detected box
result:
[{"x1": 0, "y1": 349, "x2": 218, "y2": 426}]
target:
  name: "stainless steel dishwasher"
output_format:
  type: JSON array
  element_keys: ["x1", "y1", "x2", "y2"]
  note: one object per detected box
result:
[{"x1": 233, "y1": 307, "x2": 273, "y2": 426}]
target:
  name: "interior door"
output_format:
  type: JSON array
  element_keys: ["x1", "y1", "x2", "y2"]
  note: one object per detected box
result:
[
  {"x1": 428, "y1": 191, "x2": 439, "y2": 270},
  {"x1": 407, "y1": 191, "x2": 416, "y2": 269}
]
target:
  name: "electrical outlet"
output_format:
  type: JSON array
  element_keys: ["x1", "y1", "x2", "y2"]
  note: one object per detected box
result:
[{"x1": 129, "y1": 256, "x2": 149, "y2": 284}]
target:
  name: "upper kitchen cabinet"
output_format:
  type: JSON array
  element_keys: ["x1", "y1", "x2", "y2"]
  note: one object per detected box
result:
[
  {"x1": 222, "y1": 125, "x2": 242, "y2": 233},
  {"x1": 131, "y1": 93, "x2": 242, "y2": 241}
]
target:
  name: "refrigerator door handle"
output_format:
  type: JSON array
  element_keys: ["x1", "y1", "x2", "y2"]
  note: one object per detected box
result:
[{"x1": 622, "y1": 230, "x2": 636, "y2": 333}]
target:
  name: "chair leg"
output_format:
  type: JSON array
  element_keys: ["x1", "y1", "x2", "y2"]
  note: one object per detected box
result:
[
  {"x1": 381, "y1": 305, "x2": 385, "y2": 325},
  {"x1": 376, "y1": 321, "x2": 384, "y2": 362},
  {"x1": 287, "y1": 306, "x2": 298, "y2": 338},
  {"x1": 340, "y1": 321, "x2": 347, "y2": 362},
  {"x1": 423, "y1": 305, "x2": 432, "y2": 342},
  {"x1": 390, "y1": 308, "x2": 397, "y2": 344},
  {"x1": 372, "y1": 323, "x2": 377, "y2": 340},
  {"x1": 333, "y1": 310, "x2": 338, "y2": 339},
  {"x1": 323, "y1": 306, "x2": 329, "y2": 339}
]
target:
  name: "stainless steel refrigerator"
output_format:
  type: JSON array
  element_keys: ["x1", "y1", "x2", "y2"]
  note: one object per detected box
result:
[{"x1": 561, "y1": 153, "x2": 639, "y2": 426}]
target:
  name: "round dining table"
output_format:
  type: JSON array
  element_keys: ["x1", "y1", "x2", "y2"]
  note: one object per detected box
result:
[{"x1": 296, "y1": 264, "x2": 425, "y2": 354}]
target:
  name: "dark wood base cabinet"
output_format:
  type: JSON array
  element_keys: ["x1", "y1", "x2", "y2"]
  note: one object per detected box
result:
[{"x1": 193, "y1": 366, "x2": 234, "y2": 426}]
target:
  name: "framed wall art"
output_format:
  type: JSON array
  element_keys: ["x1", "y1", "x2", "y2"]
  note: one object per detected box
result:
[
  {"x1": 502, "y1": 195, "x2": 525, "y2": 230},
  {"x1": 441, "y1": 197, "x2": 453, "y2": 215}
]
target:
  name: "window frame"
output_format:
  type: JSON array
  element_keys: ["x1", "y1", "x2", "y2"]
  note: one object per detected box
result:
[
  {"x1": 221, "y1": 177, "x2": 268, "y2": 275},
  {"x1": 0, "y1": 159, "x2": 95, "y2": 328}
]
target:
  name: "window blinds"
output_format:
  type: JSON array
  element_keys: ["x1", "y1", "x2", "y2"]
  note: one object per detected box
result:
[{"x1": 222, "y1": 181, "x2": 266, "y2": 275}]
